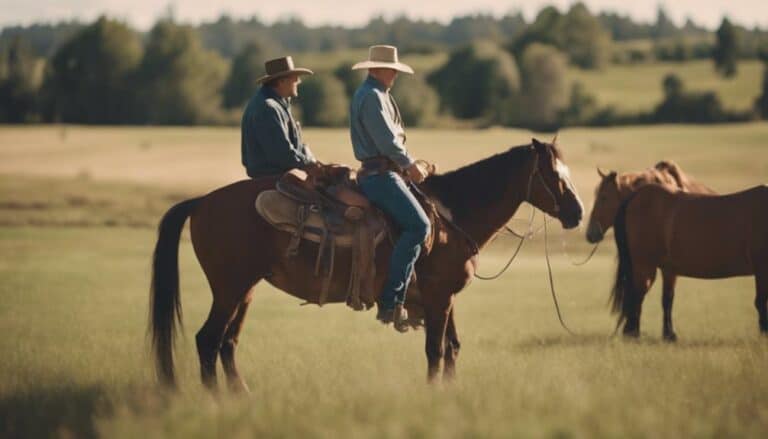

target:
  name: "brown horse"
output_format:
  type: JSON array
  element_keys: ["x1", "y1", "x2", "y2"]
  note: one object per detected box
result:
[
  {"x1": 149, "y1": 139, "x2": 584, "y2": 391},
  {"x1": 585, "y1": 161, "x2": 716, "y2": 340},
  {"x1": 596, "y1": 183, "x2": 768, "y2": 339}
]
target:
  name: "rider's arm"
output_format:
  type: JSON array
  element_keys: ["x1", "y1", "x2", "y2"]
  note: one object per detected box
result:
[{"x1": 256, "y1": 102, "x2": 314, "y2": 169}]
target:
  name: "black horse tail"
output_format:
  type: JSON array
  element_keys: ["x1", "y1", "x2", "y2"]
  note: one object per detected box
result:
[
  {"x1": 150, "y1": 197, "x2": 201, "y2": 388},
  {"x1": 610, "y1": 197, "x2": 635, "y2": 330}
]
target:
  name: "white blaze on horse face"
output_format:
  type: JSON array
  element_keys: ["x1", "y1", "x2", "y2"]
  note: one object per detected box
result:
[
  {"x1": 555, "y1": 158, "x2": 571, "y2": 180},
  {"x1": 556, "y1": 158, "x2": 584, "y2": 209}
]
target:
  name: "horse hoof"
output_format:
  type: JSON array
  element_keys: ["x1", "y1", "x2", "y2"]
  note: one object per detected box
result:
[
  {"x1": 663, "y1": 333, "x2": 678, "y2": 342},
  {"x1": 622, "y1": 330, "x2": 640, "y2": 338},
  {"x1": 228, "y1": 378, "x2": 251, "y2": 394}
]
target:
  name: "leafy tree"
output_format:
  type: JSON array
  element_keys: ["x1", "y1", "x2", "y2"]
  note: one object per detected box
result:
[
  {"x1": 0, "y1": 36, "x2": 42, "y2": 122},
  {"x1": 0, "y1": 22, "x2": 84, "y2": 57},
  {"x1": 654, "y1": 74, "x2": 726, "y2": 123},
  {"x1": 517, "y1": 43, "x2": 568, "y2": 130},
  {"x1": 663, "y1": 74, "x2": 683, "y2": 97},
  {"x1": 428, "y1": 40, "x2": 520, "y2": 123},
  {"x1": 222, "y1": 42, "x2": 263, "y2": 109},
  {"x1": 713, "y1": 18, "x2": 739, "y2": 77},
  {"x1": 561, "y1": 81, "x2": 597, "y2": 125},
  {"x1": 295, "y1": 74, "x2": 348, "y2": 127},
  {"x1": 653, "y1": 7, "x2": 678, "y2": 38},
  {"x1": 509, "y1": 6, "x2": 564, "y2": 56},
  {"x1": 560, "y1": 3, "x2": 612, "y2": 69},
  {"x1": 136, "y1": 21, "x2": 227, "y2": 124},
  {"x1": 391, "y1": 74, "x2": 439, "y2": 127},
  {"x1": 755, "y1": 63, "x2": 768, "y2": 118},
  {"x1": 333, "y1": 62, "x2": 363, "y2": 98},
  {"x1": 43, "y1": 17, "x2": 142, "y2": 123},
  {"x1": 510, "y1": 3, "x2": 611, "y2": 69}
]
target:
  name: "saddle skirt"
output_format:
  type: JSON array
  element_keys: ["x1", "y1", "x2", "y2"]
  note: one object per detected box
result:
[
  {"x1": 255, "y1": 188, "x2": 387, "y2": 310},
  {"x1": 255, "y1": 189, "x2": 387, "y2": 248}
]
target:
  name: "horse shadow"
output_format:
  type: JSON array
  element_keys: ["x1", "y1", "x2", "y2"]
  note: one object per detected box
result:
[{"x1": 0, "y1": 384, "x2": 109, "y2": 439}]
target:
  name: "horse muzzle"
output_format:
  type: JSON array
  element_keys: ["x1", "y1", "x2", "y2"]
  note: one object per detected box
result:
[{"x1": 586, "y1": 223, "x2": 604, "y2": 243}]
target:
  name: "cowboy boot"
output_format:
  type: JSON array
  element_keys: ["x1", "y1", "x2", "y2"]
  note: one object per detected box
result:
[{"x1": 393, "y1": 304, "x2": 410, "y2": 333}]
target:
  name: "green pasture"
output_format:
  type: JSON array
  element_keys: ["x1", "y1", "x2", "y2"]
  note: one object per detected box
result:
[
  {"x1": 1, "y1": 124, "x2": 767, "y2": 437},
  {"x1": 568, "y1": 59, "x2": 764, "y2": 113}
]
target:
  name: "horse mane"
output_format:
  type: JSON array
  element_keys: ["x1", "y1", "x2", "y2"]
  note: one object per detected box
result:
[
  {"x1": 616, "y1": 160, "x2": 715, "y2": 198},
  {"x1": 424, "y1": 144, "x2": 533, "y2": 221},
  {"x1": 654, "y1": 160, "x2": 690, "y2": 191},
  {"x1": 610, "y1": 195, "x2": 636, "y2": 329}
]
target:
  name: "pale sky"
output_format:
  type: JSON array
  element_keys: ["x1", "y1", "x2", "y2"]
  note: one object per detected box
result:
[{"x1": 1, "y1": 0, "x2": 766, "y2": 30}]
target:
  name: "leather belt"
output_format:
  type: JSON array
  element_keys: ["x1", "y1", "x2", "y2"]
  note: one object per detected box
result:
[{"x1": 358, "y1": 157, "x2": 401, "y2": 179}]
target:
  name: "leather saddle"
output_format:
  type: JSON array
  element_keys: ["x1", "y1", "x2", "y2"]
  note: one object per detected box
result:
[
  {"x1": 255, "y1": 167, "x2": 388, "y2": 310},
  {"x1": 255, "y1": 164, "x2": 440, "y2": 323}
]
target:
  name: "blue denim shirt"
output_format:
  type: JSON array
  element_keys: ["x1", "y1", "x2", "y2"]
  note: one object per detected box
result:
[
  {"x1": 349, "y1": 76, "x2": 413, "y2": 168},
  {"x1": 241, "y1": 86, "x2": 315, "y2": 177}
]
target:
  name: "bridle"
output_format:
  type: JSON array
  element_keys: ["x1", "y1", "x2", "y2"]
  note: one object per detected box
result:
[
  {"x1": 474, "y1": 146, "x2": 562, "y2": 280},
  {"x1": 471, "y1": 145, "x2": 577, "y2": 335}
]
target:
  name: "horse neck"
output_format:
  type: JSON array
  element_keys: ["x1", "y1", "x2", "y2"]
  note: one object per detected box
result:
[
  {"x1": 619, "y1": 174, "x2": 647, "y2": 199},
  {"x1": 425, "y1": 147, "x2": 533, "y2": 248}
]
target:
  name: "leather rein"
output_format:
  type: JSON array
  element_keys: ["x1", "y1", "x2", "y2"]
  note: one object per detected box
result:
[{"x1": 423, "y1": 148, "x2": 577, "y2": 335}]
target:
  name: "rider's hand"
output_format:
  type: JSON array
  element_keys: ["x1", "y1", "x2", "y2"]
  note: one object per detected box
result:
[
  {"x1": 302, "y1": 161, "x2": 326, "y2": 184},
  {"x1": 405, "y1": 163, "x2": 428, "y2": 184}
]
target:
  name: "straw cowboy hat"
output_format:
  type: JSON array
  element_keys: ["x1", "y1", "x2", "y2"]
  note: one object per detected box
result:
[
  {"x1": 351, "y1": 45, "x2": 414, "y2": 74},
  {"x1": 256, "y1": 56, "x2": 314, "y2": 84}
]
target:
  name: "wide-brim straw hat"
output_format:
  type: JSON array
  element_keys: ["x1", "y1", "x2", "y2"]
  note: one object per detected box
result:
[
  {"x1": 256, "y1": 56, "x2": 314, "y2": 84},
  {"x1": 351, "y1": 45, "x2": 414, "y2": 74}
]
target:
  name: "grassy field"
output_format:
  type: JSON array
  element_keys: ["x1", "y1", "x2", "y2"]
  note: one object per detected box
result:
[{"x1": 1, "y1": 124, "x2": 768, "y2": 437}]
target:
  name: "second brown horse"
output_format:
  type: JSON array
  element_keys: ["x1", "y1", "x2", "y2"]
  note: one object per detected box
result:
[
  {"x1": 587, "y1": 162, "x2": 768, "y2": 340},
  {"x1": 586, "y1": 161, "x2": 715, "y2": 340}
]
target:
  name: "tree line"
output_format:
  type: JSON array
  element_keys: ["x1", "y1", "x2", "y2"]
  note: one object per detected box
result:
[
  {"x1": 1, "y1": 3, "x2": 767, "y2": 128},
  {"x1": 2, "y1": 5, "x2": 766, "y2": 60}
]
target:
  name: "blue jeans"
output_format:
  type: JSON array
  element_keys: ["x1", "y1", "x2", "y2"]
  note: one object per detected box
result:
[{"x1": 359, "y1": 172, "x2": 431, "y2": 309}]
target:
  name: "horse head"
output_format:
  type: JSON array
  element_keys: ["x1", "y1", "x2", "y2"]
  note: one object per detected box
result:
[
  {"x1": 528, "y1": 138, "x2": 583, "y2": 229},
  {"x1": 586, "y1": 168, "x2": 621, "y2": 243}
]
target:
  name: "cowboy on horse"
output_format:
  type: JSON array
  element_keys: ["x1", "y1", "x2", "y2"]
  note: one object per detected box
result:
[
  {"x1": 350, "y1": 45, "x2": 431, "y2": 328},
  {"x1": 241, "y1": 56, "x2": 318, "y2": 177}
]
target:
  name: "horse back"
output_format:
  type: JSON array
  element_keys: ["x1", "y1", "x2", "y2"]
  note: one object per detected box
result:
[{"x1": 630, "y1": 184, "x2": 768, "y2": 278}]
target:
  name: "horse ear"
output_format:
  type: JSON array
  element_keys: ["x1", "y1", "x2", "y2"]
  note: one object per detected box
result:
[
  {"x1": 531, "y1": 138, "x2": 541, "y2": 146},
  {"x1": 597, "y1": 167, "x2": 606, "y2": 178},
  {"x1": 551, "y1": 133, "x2": 559, "y2": 145}
]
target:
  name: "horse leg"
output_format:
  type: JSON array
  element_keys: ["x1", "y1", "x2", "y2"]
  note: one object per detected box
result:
[
  {"x1": 423, "y1": 295, "x2": 451, "y2": 383},
  {"x1": 755, "y1": 271, "x2": 768, "y2": 334},
  {"x1": 661, "y1": 269, "x2": 678, "y2": 342},
  {"x1": 623, "y1": 266, "x2": 656, "y2": 338},
  {"x1": 442, "y1": 308, "x2": 460, "y2": 382},
  {"x1": 220, "y1": 293, "x2": 254, "y2": 393},
  {"x1": 196, "y1": 296, "x2": 241, "y2": 391}
]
